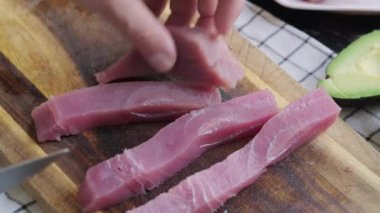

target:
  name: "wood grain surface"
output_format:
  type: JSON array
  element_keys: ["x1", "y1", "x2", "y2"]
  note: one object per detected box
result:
[{"x1": 0, "y1": 0, "x2": 379, "y2": 212}]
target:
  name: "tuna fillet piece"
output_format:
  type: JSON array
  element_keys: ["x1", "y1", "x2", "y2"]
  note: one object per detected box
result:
[
  {"x1": 78, "y1": 90, "x2": 278, "y2": 212},
  {"x1": 95, "y1": 27, "x2": 244, "y2": 89},
  {"x1": 128, "y1": 89, "x2": 341, "y2": 213},
  {"x1": 32, "y1": 82, "x2": 221, "y2": 142}
]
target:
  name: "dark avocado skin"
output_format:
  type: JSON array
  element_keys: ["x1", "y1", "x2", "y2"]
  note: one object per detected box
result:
[{"x1": 332, "y1": 97, "x2": 380, "y2": 107}]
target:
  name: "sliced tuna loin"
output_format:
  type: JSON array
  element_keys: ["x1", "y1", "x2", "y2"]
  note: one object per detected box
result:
[
  {"x1": 32, "y1": 82, "x2": 221, "y2": 142},
  {"x1": 95, "y1": 50, "x2": 153, "y2": 84},
  {"x1": 78, "y1": 90, "x2": 278, "y2": 212},
  {"x1": 95, "y1": 26, "x2": 244, "y2": 89},
  {"x1": 128, "y1": 89, "x2": 341, "y2": 213}
]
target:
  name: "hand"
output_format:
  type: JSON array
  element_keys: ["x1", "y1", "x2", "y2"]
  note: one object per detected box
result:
[{"x1": 77, "y1": 0, "x2": 244, "y2": 72}]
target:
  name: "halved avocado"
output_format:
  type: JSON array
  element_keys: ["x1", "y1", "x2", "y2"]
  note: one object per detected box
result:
[{"x1": 318, "y1": 30, "x2": 380, "y2": 106}]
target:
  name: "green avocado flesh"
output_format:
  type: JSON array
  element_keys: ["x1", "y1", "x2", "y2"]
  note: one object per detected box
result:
[{"x1": 318, "y1": 30, "x2": 380, "y2": 101}]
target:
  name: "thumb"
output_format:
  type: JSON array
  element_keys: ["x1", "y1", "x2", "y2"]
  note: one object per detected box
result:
[{"x1": 77, "y1": 0, "x2": 176, "y2": 72}]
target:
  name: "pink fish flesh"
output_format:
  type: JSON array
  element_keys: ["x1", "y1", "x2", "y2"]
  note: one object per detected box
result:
[
  {"x1": 128, "y1": 88, "x2": 341, "y2": 213},
  {"x1": 95, "y1": 27, "x2": 244, "y2": 89},
  {"x1": 78, "y1": 90, "x2": 278, "y2": 212},
  {"x1": 32, "y1": 81, "x2": 221, "y2": 142}
]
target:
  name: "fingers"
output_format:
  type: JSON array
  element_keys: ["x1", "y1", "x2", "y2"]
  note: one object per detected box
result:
[
  {"x1": 76, "y1": 0, "x2": 244, "y2": 72},
  {"x1": 196, "y1": 0, "x2": 218, "y2": 33},
  {"x1": 215, "y1": 0, "x2": 245, "y2": 35},
  {"x1": 166, "y1": 0, "x2": 197, "y2": 26},
  {"x1": 144, "y1": 0, "x2": 168, "y2": 16},
  {"x1": 196, "y1": 0, "x2": 243, "y2": 35},
  {"x1": 78, "y1": 0, "x2": 176, "y2": 72},
  {"x1": 198, "y1": 0, "x2": 218, "y2": 16}
]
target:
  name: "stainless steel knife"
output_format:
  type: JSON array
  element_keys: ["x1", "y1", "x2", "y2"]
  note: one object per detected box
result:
[{"x1": 0, "y1": 148, "x2": 70, "y2": 193}]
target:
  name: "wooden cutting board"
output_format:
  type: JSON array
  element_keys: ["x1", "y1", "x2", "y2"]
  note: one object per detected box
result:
[{"x1": 0, "y1": 0, "x2": 380, "y2": 212}]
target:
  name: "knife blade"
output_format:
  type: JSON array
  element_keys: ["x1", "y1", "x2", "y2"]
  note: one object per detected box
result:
[{"x1": 0, "y1": 148, "x2": 70, "y2": 193}]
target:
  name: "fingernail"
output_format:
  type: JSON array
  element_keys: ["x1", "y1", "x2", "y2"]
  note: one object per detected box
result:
[{"x1": 148, "y1": 52, "x2": 175, "y2": 73}]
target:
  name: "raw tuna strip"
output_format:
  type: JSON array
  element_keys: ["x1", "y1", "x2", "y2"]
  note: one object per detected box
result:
[
  {"x1": 95, "y1": 27, "x2": 244, "y2": 89},
  {"x1": 31, "y1": 81, "x2": 221, "y2": 142},
  {"x1": 95, "y1": 50, "x2": 153, "y2": 84},
  {"x1": 78, "y1": 90, "x2": 278, "y2": 212},
  {"x1": 128, "y1": 89, "x2": 341, "y2": 213}
]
